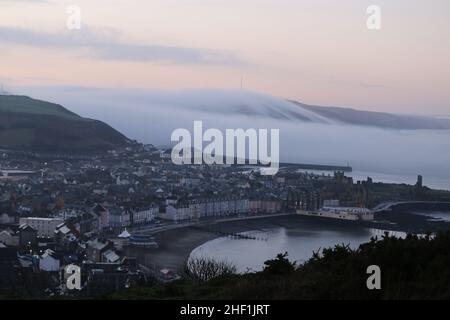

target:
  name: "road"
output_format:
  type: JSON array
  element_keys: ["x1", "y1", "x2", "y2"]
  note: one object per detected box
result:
[{"x1": 129, "y1": 213, "x2": 296, "y2": 235}]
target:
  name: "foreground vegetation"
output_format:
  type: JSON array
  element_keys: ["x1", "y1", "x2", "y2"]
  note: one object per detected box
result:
[{"x1": 109, "y1": 232, "x2": 450, "y2": 300}]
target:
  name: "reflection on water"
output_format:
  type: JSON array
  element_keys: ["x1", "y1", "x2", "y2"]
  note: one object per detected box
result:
[
  {"x1": 190, "y1": 226, "x2": 406, "y2": 273},
  {"x1": 413, "y1": 211, "x2": 450, "y2": 222}
]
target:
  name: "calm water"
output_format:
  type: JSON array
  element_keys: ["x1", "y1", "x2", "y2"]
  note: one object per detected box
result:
[
  {"x1": 413, "y1": 211, "x2": 450, "y2": 222},
  {"x1": 190, "y1": 226, "x2": 406, "y2": 273}
]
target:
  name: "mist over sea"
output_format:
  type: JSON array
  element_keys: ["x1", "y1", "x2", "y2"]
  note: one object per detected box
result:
[{"x1": 18, "y1": 86, "x2": 450, "y2": 190}]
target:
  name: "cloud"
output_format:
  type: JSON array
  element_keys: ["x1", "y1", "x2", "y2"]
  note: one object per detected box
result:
[
  {"x1": 0, "y1": 0, "x2": 49, "y2": 2},
  {"x1": 14, "y1": 85, "x2": 450, "y2": 190},
  {"x1": 0, "y1": 25, "x2": 244, "y2": 66},
  {"x1": 359, "y1": 82, "x2": 388, "y2": 89}
]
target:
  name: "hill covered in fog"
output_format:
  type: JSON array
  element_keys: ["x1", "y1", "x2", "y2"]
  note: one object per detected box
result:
[
  {"x1": 290, "y1": 100, "x2": 450, "y2": 130},
  {"x1": 16, "y1": 87, "x2": 450, "y2": 130},
  {"x1": 9, "y1": 87, "x2": 450, "y2": 185}
]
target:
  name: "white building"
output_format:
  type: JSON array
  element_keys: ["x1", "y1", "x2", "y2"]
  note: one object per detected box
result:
[
  {"x1": 39, "y1": 249, "x2": 60, "y2": 272},
  {"x1": 161, "y1": 204, "x2": 192, "y2": 222},
  {"x1": 109, "y1": 208, "x2": 131, "y2": 228},
  {"x1": 159, "y1": 198, "x2": 252, "y2": 221},
  {"x1": 298, "y1": 207, "x2": 374, "y2": 221},
  {"x1": 19, "y1": 217, "x2": 64, "y2": 238},
  {"x1": 132, "y1": 207, "x2": 156, "y2": 225},
  {"x1": 0, "y1": 229, "x2": 19, "y2": 246}
]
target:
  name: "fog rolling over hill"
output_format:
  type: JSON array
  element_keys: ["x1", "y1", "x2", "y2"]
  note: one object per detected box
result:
[
  {"x1": 0, "y1": 95, "x2": 130, "y2": 154},
  {"x1": 12, "y1": 87, "x2": 450, "y2": 187},
  {"x1": 289, "y1": 101, "x2": 450, "y2": 130}
]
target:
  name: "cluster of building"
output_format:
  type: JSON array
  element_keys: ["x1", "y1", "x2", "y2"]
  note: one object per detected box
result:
[
  {"x1": 161, "y1": 198, "x2": 281, "y2": 221},
  {"x1": 0, "y1": 213, "x2": 150, "y2": 296},
  {"x1": 0, "y1": 143, "x2": 382, "y2": 297},
  {"x1": 297, "y1": 199, "x2": 374, "y2": 221}
]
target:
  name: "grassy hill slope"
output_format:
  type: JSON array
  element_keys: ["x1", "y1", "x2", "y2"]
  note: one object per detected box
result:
[{"x1": 0, "y1": 95, "x2": 130, "y2": 154}]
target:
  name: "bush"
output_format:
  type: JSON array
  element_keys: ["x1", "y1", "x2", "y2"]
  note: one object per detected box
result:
[
  {"x1": 263, "y1": 252, "x2": 297, "y2": 275},
  {"x1": 185, "y1": 257, "x2": 237, "y2": 283}
]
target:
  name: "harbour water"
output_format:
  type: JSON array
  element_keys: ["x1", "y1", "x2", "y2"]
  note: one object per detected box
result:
[
  {"x1": 189, "y1": 225, "x2": 406, "y2": 273},
  {"x1": 412, "y1": 211, "x2": 450, "y2": 222}
]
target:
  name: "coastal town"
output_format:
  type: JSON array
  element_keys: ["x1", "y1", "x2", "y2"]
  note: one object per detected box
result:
[{"x1": 1, "y1": 142, "x2": 449, "y2": 298}]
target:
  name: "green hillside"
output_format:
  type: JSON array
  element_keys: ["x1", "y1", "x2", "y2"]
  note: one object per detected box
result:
[
  {"x1": 0, "y1": 95, "x2": 130, "y2": 154},
  {"x1": 0, "y1": 95, "x2": 80, "y2": 119}
]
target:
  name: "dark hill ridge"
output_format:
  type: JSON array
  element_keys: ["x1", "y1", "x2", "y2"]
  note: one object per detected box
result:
[
  {"x1": 289, "y1": 100, "x2": 450, "y2": 130},
  {"x1": 0, "y1": 95, "x2": 130, "y2": 154}
]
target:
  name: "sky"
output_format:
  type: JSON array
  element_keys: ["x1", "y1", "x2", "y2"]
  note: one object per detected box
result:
[{"x1": 0, "y1": 0, "x2": 449, "y2": 115}]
